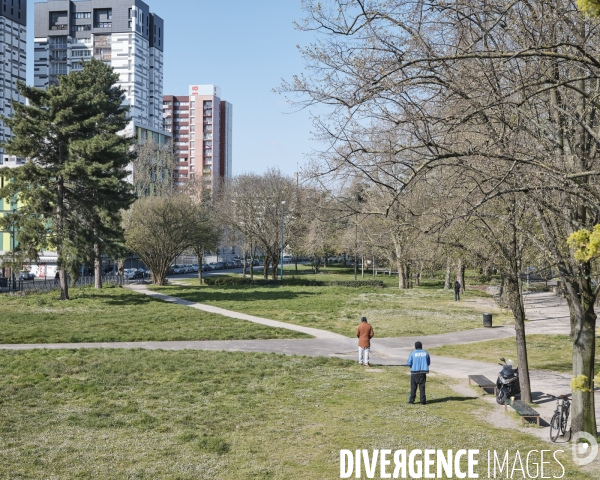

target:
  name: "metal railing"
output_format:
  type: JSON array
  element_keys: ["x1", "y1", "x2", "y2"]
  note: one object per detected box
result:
[{"x1": 0, "y1": 274, "x2": 150, "y2": 295}]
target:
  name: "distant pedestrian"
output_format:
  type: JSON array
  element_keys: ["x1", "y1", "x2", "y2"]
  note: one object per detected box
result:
[
  {"x1": 54, "y1": 271, "x2": 60, "y2": 285},
  {"x1": 355, "y1": 316, "x2": 374, "y2": 367},
  {"x1": 454, "y1": 280, "x2": 461, "y2": 301},
  {"x1": 407, "y1": 341, "x2": 430, "y2": 405}
]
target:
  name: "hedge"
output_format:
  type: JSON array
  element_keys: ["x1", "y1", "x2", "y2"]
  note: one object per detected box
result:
[{"x1": 202, "y1": 277, "x2": 384, "y2": 288}]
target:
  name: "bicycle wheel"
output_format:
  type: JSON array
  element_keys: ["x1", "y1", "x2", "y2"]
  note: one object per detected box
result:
[
  {"x1": 549, "y1": 413, "x2": 560, "y2": 442},
  {"x1": 561, "y1": 409, "x2": 571, "y2": 441}
]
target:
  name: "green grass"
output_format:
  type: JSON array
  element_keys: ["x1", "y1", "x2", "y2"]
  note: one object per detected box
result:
[
  {"x1": 154, "y1": 275, "x2": 513, "y2": 338},
  {"x1": 430, "y1": 335, "x2": 600, "y2": 375},
  {"x1": 0, "y1": 286, "x2": 309, "y2": 344},
  {"x1": 0, "y1": 349, "x2": 593, "y2": 479}
]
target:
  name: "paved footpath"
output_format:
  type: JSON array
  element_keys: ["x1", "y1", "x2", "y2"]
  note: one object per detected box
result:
[{"x1": 1, "y1": 285, "x2": 598, "y2": 441}]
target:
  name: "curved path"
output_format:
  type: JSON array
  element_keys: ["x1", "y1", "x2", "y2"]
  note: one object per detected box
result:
[{"x1": 0, "y1": 285, "x2": 597, "y2": 441}]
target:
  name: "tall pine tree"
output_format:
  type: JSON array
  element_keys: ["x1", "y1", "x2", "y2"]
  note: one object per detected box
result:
[{"x1": 0, "y1": 59, "x2": 135, "y2": 299}]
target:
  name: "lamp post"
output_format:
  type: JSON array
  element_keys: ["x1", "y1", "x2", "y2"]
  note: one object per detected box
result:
[{"x1": 280, "y1": 201, "x2": 286, "y2": 281}]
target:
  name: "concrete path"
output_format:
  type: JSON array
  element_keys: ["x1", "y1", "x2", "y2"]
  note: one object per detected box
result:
[
  {"x1": 1, "y1": 284, "x2": 597, "y2": 441},
  {"x1": 126, "y1": 284, "x2": 346, "y2": 340}
]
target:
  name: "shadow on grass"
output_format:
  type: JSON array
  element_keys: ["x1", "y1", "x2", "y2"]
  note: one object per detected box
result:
[
  {"x1": 424, "y1": 396, "x2": 478, "y2": 404},
  {"x1": 156, "y1": 286, "x2": 318, "y2": 304}
]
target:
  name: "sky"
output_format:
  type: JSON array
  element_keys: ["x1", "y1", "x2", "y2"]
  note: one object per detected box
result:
[{"x1": 25, "y1": 0, "x2": 321, "y2": 176}]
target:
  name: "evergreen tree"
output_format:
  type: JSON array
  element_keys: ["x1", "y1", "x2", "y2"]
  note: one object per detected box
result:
[{"x1": 0, "y1": 59, "x2": 135, "y2": 299}]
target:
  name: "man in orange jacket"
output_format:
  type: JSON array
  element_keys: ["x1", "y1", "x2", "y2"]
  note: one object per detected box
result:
[{"x1": 356, "y1": 316, "x2": 374, "y2": 366}]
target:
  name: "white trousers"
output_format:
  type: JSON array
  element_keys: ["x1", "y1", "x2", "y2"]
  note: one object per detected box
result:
[{"x1": 358, "y1": 347, "x2": 370, "y2": 365}]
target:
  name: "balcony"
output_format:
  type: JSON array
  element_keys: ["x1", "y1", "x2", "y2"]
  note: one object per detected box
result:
[
  {"x1": 203, "y1": 110, "x2": 212, "y2": 117},
  {"x1": 203, "y1": 134, "x2": 212, "y2": 140},
  {"x1": 50, "y1": 24, "x2": 68, "y2": 31},
  {"x1": 94, "y1": 53, "x2": 111, "y2": 61}
]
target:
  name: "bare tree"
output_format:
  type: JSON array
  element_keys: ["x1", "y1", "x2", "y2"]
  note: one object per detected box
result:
[
  {"x1": 123, "y1": 195, "x2": 206, "y2": 285},
  {"x1": 283, "y1": 0, "x2": 600, "y2": 432}
]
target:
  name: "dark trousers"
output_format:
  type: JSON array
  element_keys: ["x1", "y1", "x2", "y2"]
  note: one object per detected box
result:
[
  {"x1": 454, "y1": 291, "x2": 460, "y2": 301},
  {"x1": 409, "y1": 373, "x2": 427, "y2": 404}
]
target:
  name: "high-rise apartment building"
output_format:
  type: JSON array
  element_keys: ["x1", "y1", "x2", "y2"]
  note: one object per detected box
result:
[
  {"x1": 163, "y1": 85, "x2": 232, "y2": 189},
  {"x1": 0, "y1": 0, "x2": 26, "y2": 168},
  {"x1": 33, "y1": 0, "x2": 169, "y2": 144}
]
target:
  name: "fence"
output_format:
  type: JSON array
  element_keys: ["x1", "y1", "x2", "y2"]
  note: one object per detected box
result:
[{"x1": 0, "y1": 274, "x2": 148, "y2": 295}]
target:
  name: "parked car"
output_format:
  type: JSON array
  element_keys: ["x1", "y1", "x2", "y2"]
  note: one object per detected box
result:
[
  {"x1": 208, "y1": 262, "x2": 218, "y2": 270},
  {"x1": 167, "y1": 265, "x2": 175, "y2": 275},
  {"x1": 234, "y1": 259, "x2": 243, "y2": 268},
  {"x1": 225, "y1": 261, "x2": 234, "y2": 269},
  {"x1": 191, "y1": 264, "x2": 199, "y2": 272},
  {"x1": 132, "y1": 270, "x2": 145, "y2": 279},
  {"x1": 123, "y1": 268, "x2": 137, "y2": 280},
  {"x1": 283, "y1": 256, "x2": 292, "y2": 263},
  {"x1": 19, "y1": 271, "x2": 35, "y2": 281},
  {"x1": 201, "y1": 264, "x2": 209, "y2": 272},
  {"x1": 173, "y1": 265, "x2": 183, "y2": 274}
]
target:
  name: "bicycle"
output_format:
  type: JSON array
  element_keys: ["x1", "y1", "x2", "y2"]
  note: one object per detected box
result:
[{"x1": 546, "y1": 393, "x2": 571, "y2": 442}]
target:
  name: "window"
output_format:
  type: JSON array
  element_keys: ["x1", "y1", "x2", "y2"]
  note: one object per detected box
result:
[
  {"x1": 72, "y1": 12, "x2": 91, "y2": 19},
  {"x1": 72, "y1": 25, "x2": 92, "y2": 32}
]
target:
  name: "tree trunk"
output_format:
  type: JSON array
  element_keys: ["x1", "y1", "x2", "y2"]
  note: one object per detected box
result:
[
  {"x1": 56, "y1": 173, "x2": 69, "y2": 300},
  {"x1": 457, "y1": 258, "x2": 466, "y2": 293},
  {"x1": 197, "y1": 251, "x2": 203, "y2": 285},
  {"x1": 242, "y1": 249, "x2": 247, "y2": 277},
  {"x1": 504, "y1": 273, "x2": 532, "y2": 404},
  {"x1": 263, "y1": 254, "x2": 269, "y2": 279},
  {"x1": 250, "y1": 248, "x2": 255, "y2": 280},
  {"x1": 444, "y1": 257, "x2": 451, "y2": 290},
  {"x1": 93, "y1": 242, "x2": 102, "y2": 289},
  {"x1": 569, "y1": 286, "x2": 598, "y2": 436}
]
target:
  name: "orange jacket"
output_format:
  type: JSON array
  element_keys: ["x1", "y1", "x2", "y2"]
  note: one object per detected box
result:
[{"x1": 356, "y1": 322, "x2": 374, "y2": 348}]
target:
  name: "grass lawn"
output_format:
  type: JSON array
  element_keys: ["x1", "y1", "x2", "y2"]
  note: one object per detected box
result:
[
  {"x1": 0, "y1": 286, "x2": 309, "y2": 344},
  {"x1": 155, "y1": 271, "x2": 513, "y2": 338},
  {"x1": 429, "y1": 335, "x2": 600, "y2": 375},
  {"x1": 0, "y1": 349, "x2": 592, "y2": 479}
]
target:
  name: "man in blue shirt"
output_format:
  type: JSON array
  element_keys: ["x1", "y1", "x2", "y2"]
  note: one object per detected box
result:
[{"x1": 407, "y1": 341, "x2": 430, "y2": 405}]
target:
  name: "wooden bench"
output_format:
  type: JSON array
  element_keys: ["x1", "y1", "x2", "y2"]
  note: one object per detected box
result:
[
  {"x1": 505, "y1": 399, "x2": 540, "y2": 425},
  {"x1": 468, "y1": 375, "x2": 497, "y2": 395}
]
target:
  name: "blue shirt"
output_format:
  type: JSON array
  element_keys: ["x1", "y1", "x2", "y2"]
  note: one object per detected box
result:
[{"x1": 407, "y1": 349, "x2": 430, "y2": 373}]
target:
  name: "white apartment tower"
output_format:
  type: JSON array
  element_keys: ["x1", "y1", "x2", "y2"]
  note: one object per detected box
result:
[
  {"x1": 0, "y1": 0, "x2": 26, "y2": 168},
  {"x1": 34, "y1": 0, "x2": 169, "y2": 144}
]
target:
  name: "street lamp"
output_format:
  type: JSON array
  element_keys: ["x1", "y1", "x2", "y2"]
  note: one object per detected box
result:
[{"x1": 280, "y1": 201, "x2": 286, "y2": 281}]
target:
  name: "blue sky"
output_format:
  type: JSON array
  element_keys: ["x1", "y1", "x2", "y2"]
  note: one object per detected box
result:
[{"x1": 26, "y1": 0, "x2": 318, "y2": 176}]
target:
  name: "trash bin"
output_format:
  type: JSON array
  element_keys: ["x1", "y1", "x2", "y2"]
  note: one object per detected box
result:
[
  {"x1": 483, "y1": 313, "x2": 493, "y2": 328},
  {"x1": 0, "y1": 277, "x2": 7, "y2": 288}
]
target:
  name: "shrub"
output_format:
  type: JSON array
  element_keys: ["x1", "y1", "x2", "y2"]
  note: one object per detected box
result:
[
  {"x1": 202, "y1": 277, "x2": 384, "y2": 288},
  {"x1": 203, "y1": 277, "x2": 253, "y2": 286},
  {"x1": 329, "y1": 280, "x2": 384, "y2": 288}
]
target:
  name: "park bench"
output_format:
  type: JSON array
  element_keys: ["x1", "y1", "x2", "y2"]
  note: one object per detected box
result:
[
  {"x1": 468, "y1": 375, "x2": 497, "y2": 395},
  {"x1": 504, "y1": 399, "x2": 541, "y2": 425}
]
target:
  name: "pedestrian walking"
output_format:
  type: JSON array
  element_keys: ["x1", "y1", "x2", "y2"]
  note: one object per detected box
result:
[
  {"x1": 407, "y1": 341, "x2": 430, "y2": 405},
  {"x1": 454, "y1": 280, "x2": 461, "y2": 301},
  {"x1": 356, "y1": 316, "x2": 374, "y2": 367}
]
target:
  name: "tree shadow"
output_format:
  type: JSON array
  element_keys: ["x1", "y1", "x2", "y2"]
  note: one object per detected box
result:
[
  {"x1": 423, "y1": 396, "x2": 478, "y2": 404},
  {"x1": 155, "y1": 286, "x2": 317, "y2": 304}
]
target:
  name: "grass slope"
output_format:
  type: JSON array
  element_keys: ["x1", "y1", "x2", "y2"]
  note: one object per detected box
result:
[
  {"x1": 0, "y1": 286, "x2": 309, "y2": 344},
  {"x1": 154, "y1": 278, "x2": 513, "y2": 338},
  {"x1": 0, "y1": 349, "x2": 591, "y2": 479}
]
